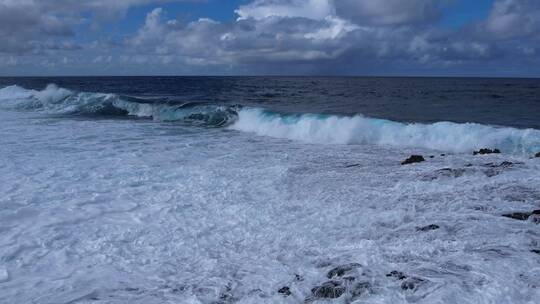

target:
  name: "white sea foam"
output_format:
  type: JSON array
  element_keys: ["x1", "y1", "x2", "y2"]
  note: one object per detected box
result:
[{"x1": 1, "y1": 88, "x2": 540, "y2": 303}]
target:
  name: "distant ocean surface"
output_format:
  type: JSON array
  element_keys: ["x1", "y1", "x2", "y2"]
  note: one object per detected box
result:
[{"x1": 0, "y1": 77, "x2": 539, "y2": 303}]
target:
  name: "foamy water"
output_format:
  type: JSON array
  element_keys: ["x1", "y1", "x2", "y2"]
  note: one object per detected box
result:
[{"x1": 1, "y1": 84, "x2": 540, "y2": 303}]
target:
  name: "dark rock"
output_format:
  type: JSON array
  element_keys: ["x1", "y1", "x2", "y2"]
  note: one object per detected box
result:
[
  {"x1": 473, "y1": 148, "x2": 501, "y2": 155},
  {"x1": 386, "y1": 271, "x2": 407, "y2": 280},
  {"x1": 295, "y1": 274, "x2": 304, "y2": 281},
  {"x1": 278, "y1": 286, "x2": 291, "y2": 296},
  {"x1": 401, "y1": 277, "x2": 425, "y2": 291},
  {"x1": 502, "y1": 212, "x2": 531, "y2": 220},
  {"x1": 535, "y1": 152, "x2": 540, "y2": 158},
  {"x1": 416, "y1": 224, "x2": 440, "y2": 232},
  {"x1": 345, "y1": 164, "x2": 360, "y2": 168},
  {"x1": 401, "y1": 155, "x2": 425, "y2": 165},
  {"x1": 327, "y1": 263, "x2": 361, "y2": 278},
  {"x1": 465, "y1": 163, "x2": 473, "y2": 167},
  {"x1": 311, "y1": 281, "x2": 345, "y2": 299},
  {"x1": 429, "y1": 155, "x2": 435, "y2": 158},
  {"x1": 440, "y1": 154, "x2": 446, "y2": 156},
  {"x1": 531, "y1": 249, "x2": 540, "y2": 255}
]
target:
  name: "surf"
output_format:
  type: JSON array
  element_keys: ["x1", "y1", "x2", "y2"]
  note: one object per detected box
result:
[
  {"x1": 1, "y1": 84, "x2": 539, "y2": 155},
  {"x1": 230, "y1": 108, "x2": 540, "y2": 155}
]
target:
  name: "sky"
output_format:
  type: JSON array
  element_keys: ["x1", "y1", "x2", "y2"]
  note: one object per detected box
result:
[{"x1": 0, "y1": 0, "x2": 539, "y2": 77}]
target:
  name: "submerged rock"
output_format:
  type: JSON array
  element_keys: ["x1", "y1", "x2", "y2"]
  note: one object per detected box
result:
[
  {"x1": 401, "y1": 277, "x2": 425, "y2": 291},
  {"x1": 401, "y1": 155, "x2": 425, "y2": 165},
  {"x1": 327, "y1": 263, "x2": 361, "y2": 278},
  {"x1": 502, "y1": 210, "x2": 540, "y2": 221},
  {"x1": 436, "y1": 168, "x2": 466, "y2": 178},
  {"x1": 485, "y1": 161, "x2": 517, "y2": 168},
  {"x1": 502, "y1": 212, "x2": 531, "y2": 220},
  {"x1": 278, "y1": 286, "x2": 291, "y2": 296},
  {"x1": 350, "y1": 281, "x2": 371, "y2": 297},
  {"x1": 473, "y1": 148, "x2": 501, "y2": 155},
  {"x1": 311, "y1": 281, "x2": 345, "y2": 299},
  {"x1": 416, "y1": 224, "x2": 440, "y2": 232},
  {"x1": 386, "y1": 271, "x2": 407, "y2": 280}
]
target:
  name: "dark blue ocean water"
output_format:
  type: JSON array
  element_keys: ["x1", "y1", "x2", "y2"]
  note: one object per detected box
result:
[{"x1": 1, "y1": 76, "x2": 539, "y2": 128}]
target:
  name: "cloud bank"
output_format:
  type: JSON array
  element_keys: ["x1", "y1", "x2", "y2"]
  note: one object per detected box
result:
[{"x1": 1, "y1": 0, "x2": 540, "y2": 76}]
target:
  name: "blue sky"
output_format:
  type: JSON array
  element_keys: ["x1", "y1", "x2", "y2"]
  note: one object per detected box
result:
[{"x1": 1, "y1": 0, "x2": 540, "y2": 76}]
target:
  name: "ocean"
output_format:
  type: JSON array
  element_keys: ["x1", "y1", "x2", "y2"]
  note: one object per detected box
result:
[{"x1": 0, "y1": 77, "x2": 539, "y2": 304}]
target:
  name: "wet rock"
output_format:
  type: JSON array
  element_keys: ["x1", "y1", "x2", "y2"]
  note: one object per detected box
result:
[
  {"x1": 345, "y1": 163, "x2": 360, "y2": 168},
  {"x1": 531, "y1": 249, "x2": 540, "y2": 255},
  {"x1": 401, "y1": 155, "x2": 425, "y2": 165},
  {"x1": 535, "y1": 152, "x2": 540, "y2": 158},
  {"x1": 429, "y1": 155, "x2": 435, "y2": 158},
  {"x1": 327, "y1": 263, "x2": 361, "y2": 278},
  {"x1": 440, "y1": 154, "x2": 446, "y2": 156},
  {"x1": 278, "y1": 286, "x2": 291, "y2": 296},
  {"x1": 502, "y1": 212, "x2": 531, "y2": 220},
  {"x1": 386, "y1": 271, "x2": 407, "y2": 280},
  {"x1": 311, "y1": 281, "x2": 345, "y2": 299},
  {"x1": 502, "y1": 210, "x2": 540, "y2": 221},
  {"x1": 401, "y1": 277, "x2": 425, "y2": 291},
  {"x1": 416, "y1": 224, "x2": 440, "y2": 232},
  {"x1": 473, "y1": 148, "x2": 501, "y2": 155}
]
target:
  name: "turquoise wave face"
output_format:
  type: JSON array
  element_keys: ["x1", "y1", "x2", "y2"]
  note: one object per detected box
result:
[{"x1": 230, "y1": 108, "x2": 540, "y2": 155}]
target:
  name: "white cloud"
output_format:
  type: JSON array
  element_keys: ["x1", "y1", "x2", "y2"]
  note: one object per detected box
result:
[
  {"x1": 334, "y1": 0, "x2": 441, "y2": 25},
  {"x1": 235, "y1": 0, "x2": 334, "y2": 21},
  {"x1": 482, "y1": 0, "x2": 540, "y2": 39}
]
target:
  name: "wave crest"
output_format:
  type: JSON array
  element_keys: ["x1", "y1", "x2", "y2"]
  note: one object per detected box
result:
[
  {"x1": 0, "y1": 84, "x2": 240, "y2": 126},
  {"x1": 230, "y1": 108, "x2": 540, "y2": 154}
]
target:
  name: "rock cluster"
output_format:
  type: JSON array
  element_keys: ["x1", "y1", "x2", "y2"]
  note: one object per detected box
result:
[
  {"x1": 473, "y1": 148, "x2": 501, "y2": 155},
  {"x1": 401, "y1": 155, "x2": 425, "y2": 165}
]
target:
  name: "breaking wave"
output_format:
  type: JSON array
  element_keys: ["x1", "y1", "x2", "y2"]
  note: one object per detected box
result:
[
  {"x1": 230, "y1": 108, "x2": 540, "y2": 154},
  {"x1": 0, "y1": 84, "x2": 240, "y2": 126},
  {"x1": 1, "y1": 84, "x2": 539, "y2": 154}
]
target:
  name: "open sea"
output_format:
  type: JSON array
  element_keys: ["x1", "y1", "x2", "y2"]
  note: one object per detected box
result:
[{"x1": 0, "y1": 77, "x2": 539, "y2": 304}]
